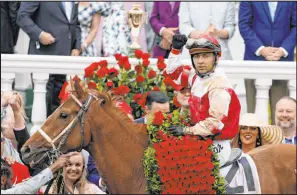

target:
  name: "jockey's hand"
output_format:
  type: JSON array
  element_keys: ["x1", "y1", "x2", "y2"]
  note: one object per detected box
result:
[
  {"x1": 168, "y1": 125, "x2": 185, "y2": 136},
  {"x1": 172, "y1": 34, "x2": 188, "y2": 50}
]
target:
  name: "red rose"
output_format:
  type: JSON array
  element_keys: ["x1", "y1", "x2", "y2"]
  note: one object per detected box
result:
[
  {"x1": 142, "y1": 59, "x2": 150, "y2": 67},
  {"x1": 152, "y1": 111, "x2": 164, "y2": 126},
  {"x1": 173, "y1": 96, "x2": 181, "y2": 107},
  {"x1": 108, "y1": 68, "x2": 119, "y2": 77},
  {"x1": 87, "y1": 81, "x2": 97, "y2": 89},
  {"x1": 96, "y1": 67, "x2": 108, "y2": 78},
  {"x1": 142, "y1": 52, "x2": 150, "y2": 60},
  {"x1": 114, "y1": 53, "x2": 122, "y2": 61},
  {"x1": 157, "y1": 56, "x2": 164, "y2": 63},
  {"x1": 58, "y1": 81, "x2": 69, "y2": 100},
  {"x1": 98, "y1": 60, "x2": 108, "y2": 68},
  {"x1": 135, "y1": 65, "x2": 143, "y2": 74},
  {"x1": 157, "y1": 61, "x2": 166, "y2": 71},
  {"x1": 123, "y1": 61, "x2": 131, "y2": 71},
  {"x1": 118, "y1": 56, "x2": 128, "y2": 69},
  {"x1": 164, "y1": 77, "x2": 174, "y2": 86},
  {"x1": 112, "y1": 85, "x2": 130, "y2": 95},
  {"x1": 152, "y1": 86, "x2": 160, "y2": 91},
  {"x1": 136, "y1": 75, "x2": 145, "y2": 83},
  {"x1": 137, "y1": 97, "x2": 146, "y2": 109},
  {"x1": 133, "y1": 93, "x2": 142, "y2": 101},
  {"x1": 134, "y1": 50, "x2": 143, "y2": 59},
  {"x1": 84, "y1": 62, "x2": 98, "y2": 78},
  {"x1": 148, "y1": 70, "x2": 156, "y2": 79},
  {"x1": 106, "y1": 80, "x2": 113, "y2": 88}
]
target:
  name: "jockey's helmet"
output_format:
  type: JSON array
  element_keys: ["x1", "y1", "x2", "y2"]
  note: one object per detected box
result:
[{"x1": 185, "y1": 34, "x2": 221, "y2": 78}]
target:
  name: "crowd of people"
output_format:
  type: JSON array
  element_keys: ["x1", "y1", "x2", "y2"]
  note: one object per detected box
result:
[
  {"x1": 1, "y1": 1, "x2": 296, "y2": 118},
  {"x1": 1, "y1": 1, "x2": 296, "y2": 194}
]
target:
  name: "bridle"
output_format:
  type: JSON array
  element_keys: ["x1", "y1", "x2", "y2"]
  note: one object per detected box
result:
[{"x1": 37, "y1": 93, "x2": 98, "y2": 154}]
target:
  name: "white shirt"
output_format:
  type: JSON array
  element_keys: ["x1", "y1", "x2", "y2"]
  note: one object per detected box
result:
[{"x1": 63, "y1": 2, "x2": 73, "y2": 22}]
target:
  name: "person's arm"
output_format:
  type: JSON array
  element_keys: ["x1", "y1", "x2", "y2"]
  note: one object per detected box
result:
[
  {"x1": 72, "y1": 3, "x2": 81, "y2": 51},
  {"x1": 1, "y1": 168, "x2": 53, "y2": 194},
  {"x1": 81, "y1": 13, "x2": 101, "y2": 51},
  {"x1": 87, "y1": 155, "x2": 101, "y2": 186},
  {"x1": 8, "y1": 2, "x2": 20, "y2": 46},
  {"x1": 280, "y1": 2, "x2": 296, "y2": 58},
  {"x1": 16, "y1": 2, "x2": 42, "y2": 42},
  {"x1": 1, "y1": 154, "x2": 72, "y2": 194},
  {"x1": 220, "y1": 2, "x2": 236, "y2": 39},
  {"x1": 149, "y1": 3, "x2": 165, "y2": 36},
  {"x1": 238, "y1": 2, "x2": 264, "y2": 54}
]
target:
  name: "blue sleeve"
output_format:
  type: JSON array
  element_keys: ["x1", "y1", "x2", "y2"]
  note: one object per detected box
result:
[
  {"x1": 281, "y1": 2, "x2": 296, "y2": 55},
  {"x1": 87, "y1": 155, "x2": 101, "y2": 186},
  {"x1": 238, "y1": 2, "x2": 264, "y2": 53}
]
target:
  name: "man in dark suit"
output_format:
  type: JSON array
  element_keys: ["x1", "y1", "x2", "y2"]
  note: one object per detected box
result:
[
  {"x1": 239, "y1": 2, "x2": 296, "y2": 124},
  {"x1": 17, "y1": 2, "x2": 81, "y2": 116},
  {"x1": 1, "y1": 2, "x2": 20, "y2": 54},
  {"x1": 134, "y1": 91, "x2": 170, "y2": 124},
  {"x1": 149, "y1": 2, "x2": 180, "y2": 58}
]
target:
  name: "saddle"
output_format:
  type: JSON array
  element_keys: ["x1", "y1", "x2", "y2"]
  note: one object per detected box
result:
[
  {"x1": 220, "y1": 149, "x2": 261, "y2": 194},
  {"x1": 221, "y1": 148, "x2": 242, "y2": 168}
]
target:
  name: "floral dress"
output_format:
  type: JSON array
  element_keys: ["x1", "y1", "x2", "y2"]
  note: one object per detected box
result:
[
  {"x1": 102, "y1": 2, "x2": 131, "y2": 57},
  {"x1": 78, "y1": 2, "x2": 110, "y2": 57}
]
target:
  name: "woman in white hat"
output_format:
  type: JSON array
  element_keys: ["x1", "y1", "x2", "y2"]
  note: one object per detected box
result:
[{"x1": 231, "y1": 113, "x2": 284, "y2": 153}]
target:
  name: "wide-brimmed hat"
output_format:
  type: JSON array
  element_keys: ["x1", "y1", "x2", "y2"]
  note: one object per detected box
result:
[{"x1": 232, "y1": 113, "x2": 284, "y2": 147}]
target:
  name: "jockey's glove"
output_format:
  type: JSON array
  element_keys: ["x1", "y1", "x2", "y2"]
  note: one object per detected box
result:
[
  {"x1": 172, "y1": 34, "x2": 188, "y2": 50},
  {"x1": 168, "y1": 125, "x2": 185, "y2": 136}
]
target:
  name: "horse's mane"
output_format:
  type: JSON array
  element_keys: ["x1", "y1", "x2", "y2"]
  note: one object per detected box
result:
[{"x1": 87, "y1": 89, "x2": 148, "y2": 146}]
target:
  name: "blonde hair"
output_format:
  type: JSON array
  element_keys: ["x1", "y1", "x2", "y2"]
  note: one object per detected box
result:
[{"x1": 63, "y1": 152, "x2": 90, "y2": 194}]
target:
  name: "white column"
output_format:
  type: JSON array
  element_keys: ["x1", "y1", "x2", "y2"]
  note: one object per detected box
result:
[
  {"x1": 288, "y1": 80, "x2": 296, "y2": 100},
  {"x1": 255, "y1": 78, "x2": 272, "y2": 125},
  {"x1": 229, "y1": 78, "x2": 247, "y2": 116},
  {"x1": 1, "y1": 73, "x2": 15, "y2": 92},
  {"x1": 14, "y1": 73, "x2": 33, "y2": 106},
  {"x1": 30, "y1": 73, "x2": 49, "y2": 135}
]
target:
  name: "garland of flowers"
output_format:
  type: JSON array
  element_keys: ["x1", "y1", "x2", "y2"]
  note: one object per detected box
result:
[
  {"x1": 83, "y1": 50, "x2": 172, "y2": 119},
  {"x1": 143, "y1": 110, "x2": 226, "y2": 194}
]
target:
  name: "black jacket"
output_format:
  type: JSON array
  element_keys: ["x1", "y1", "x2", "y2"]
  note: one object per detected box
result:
[
  {"x1": 1, "y1": 1, "x2": 20, "y2": 53},
  {"x1": 17, "y1": 2, "x2": 81, "y2": 55}
]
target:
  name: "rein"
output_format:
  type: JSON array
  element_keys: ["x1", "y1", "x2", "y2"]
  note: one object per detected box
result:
[
  {"x1": 39, "y1": 93, "x2": 99, "y2": 194},
  {"x1": 37, "y1": 93, "x2": 97, "y2": 152}
]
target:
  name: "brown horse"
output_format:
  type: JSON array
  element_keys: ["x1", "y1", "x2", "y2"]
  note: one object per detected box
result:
[{"x1": 21, "y1": 80, "x2": 296, "y2": 194}]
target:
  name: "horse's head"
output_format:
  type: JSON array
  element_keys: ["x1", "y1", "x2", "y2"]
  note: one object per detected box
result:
[{"x1": 21, "y1": 79, "x2": 110, "y2": 170}]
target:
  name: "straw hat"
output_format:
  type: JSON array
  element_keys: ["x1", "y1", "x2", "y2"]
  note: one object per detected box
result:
[{"x1": 232, "y1": 113, "x2": 284, "y2": 147}]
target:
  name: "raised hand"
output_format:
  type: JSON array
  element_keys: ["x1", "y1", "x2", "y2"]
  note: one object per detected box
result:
[{"x1": 172, "y1": 34, "x2": 188, "y2": 50}]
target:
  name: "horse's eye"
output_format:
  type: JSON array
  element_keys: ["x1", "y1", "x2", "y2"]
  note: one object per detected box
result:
[{"x1": 60, "y1": 113, "x2": 69, "y2": 119}]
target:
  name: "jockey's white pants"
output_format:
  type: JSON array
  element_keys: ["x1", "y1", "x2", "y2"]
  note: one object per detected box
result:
[{"x1": 213, "y1": 140, "x2": 231, "y2": 167}]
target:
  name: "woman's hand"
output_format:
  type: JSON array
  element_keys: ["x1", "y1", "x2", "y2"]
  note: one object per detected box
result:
[{"x1": 5, "y1": 156, "x2": 16, "y2": 165}]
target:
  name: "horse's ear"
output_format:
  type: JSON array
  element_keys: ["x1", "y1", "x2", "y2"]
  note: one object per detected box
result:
[
  {"x1": 74, "y1": 78, "x2": 84, "y2": 99},
  {"x1": 70, "y1": 76, "x2": 74, "y2": 92}
]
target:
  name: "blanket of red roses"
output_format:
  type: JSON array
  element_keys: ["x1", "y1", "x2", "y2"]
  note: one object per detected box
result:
[{"x1": 144, "y1": 110, "x2": 226, "y2": 194}]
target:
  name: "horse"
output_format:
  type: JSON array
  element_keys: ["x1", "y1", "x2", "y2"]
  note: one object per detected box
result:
[{"x1": 21, "y1": 79, "x2": 296, "y2": 194}]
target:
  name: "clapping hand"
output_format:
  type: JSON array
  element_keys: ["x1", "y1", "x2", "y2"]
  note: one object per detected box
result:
[{"x1": 162, "y1": 27, "x2": 179, "y2": 44}]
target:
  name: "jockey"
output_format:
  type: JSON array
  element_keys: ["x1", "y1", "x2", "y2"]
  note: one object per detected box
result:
[{"x1": 167, "y1": 34, "x2": 241, "y2": 167}]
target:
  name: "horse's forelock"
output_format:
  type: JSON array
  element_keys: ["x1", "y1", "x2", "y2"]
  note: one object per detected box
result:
[{"x1": 87, "y1": 89, "x2": 112, "y2": 107}]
